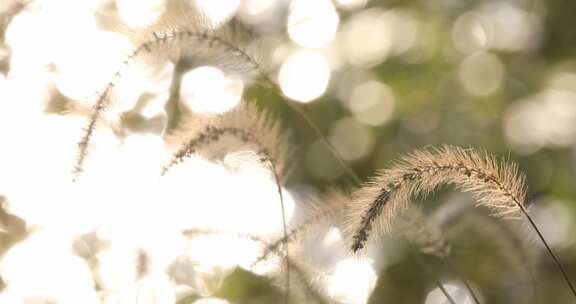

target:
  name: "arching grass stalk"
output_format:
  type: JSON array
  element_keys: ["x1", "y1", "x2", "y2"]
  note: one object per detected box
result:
[
  {"x1": 346, "y1": 145, "x2": 576, "y2": 299},
  {"x1": 163, "y1": 103, "x2": 292, "y2": 303}
]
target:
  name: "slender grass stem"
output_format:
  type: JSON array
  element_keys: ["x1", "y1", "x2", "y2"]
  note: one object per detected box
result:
[
  {"x1": 517, "y1": 204, "x2": 576, "y2": 299},
  {"x1": 443, "y1": 258, "x2": 481, "y2": 304},
  {"x1": 271, "y1": 162, "x2": 290, "y2": 304},
  {"x1": 409, "y1": 250, "x2": 456, "y2": 304}
]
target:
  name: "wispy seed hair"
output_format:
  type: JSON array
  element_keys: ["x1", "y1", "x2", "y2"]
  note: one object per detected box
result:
[
  {"x1": 73, "y1": 8, "x2": 262, "y2": 178},
  {"x1": 254, "y1": 189, "x2": 348, "y2": 267},
  {"x1": 131, "y1": 8, "x2": 262, "y2": 79},
  {"x1": 345, "y1": 145, "x2": 526, "y2": 252},
  {"x1": 393, "y1": 206, "x2": 451, "y2": 258},
  {"x1": 163, "y1": 101, "x2": 291, "y2": 177}
]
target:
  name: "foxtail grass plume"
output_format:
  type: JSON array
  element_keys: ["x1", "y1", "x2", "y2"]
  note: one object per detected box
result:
[
  {"x1": 346, "y1": 145, "x2": 576, "y2": 299},
  {"x1": 166, "y1": 101, "x2": 292, "y2": 303},
  {"x1": 73, "y1": 6, "x2": 261, "y2": 179},
  {"x1": 163, "y1": 102, "x2": 290, "y2": 176},
  {"x1": 132, "y1": 9, "x2": 262, "y2": 79},
  {"x1": 346, "y1": 145, "x2": 525, "y2": 253}
]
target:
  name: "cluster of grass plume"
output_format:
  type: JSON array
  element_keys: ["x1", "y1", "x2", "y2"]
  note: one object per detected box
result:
[{"x1": 7, "y1": 1, "x2": 568, "y2": 303}]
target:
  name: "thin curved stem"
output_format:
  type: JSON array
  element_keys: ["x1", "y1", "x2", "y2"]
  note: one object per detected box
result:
[
  {"x1": 409, "y1": 250, "x2": 456, "y2": 304},
  {"x1": 517, "y1": 205, "x2": 576, "y2": 299},
  {"x1": 271, "y1": 162, "x2": 290, "y2": 304},
  {"x1": 260, "y1": 76, "x2": 362, "y2": 186},
  {"x1": 163, "y1": 58, "x2": 187, "y2": 136},
  {"x1": 443, "y1": 258, "x2": 481, "y2": 304},
  {"x1": 288, "y1": 102, "x2": 362, "y2": 186}
]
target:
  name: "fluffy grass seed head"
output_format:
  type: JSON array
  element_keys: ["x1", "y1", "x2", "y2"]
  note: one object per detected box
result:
[
  {"x1": 74, "y1": 7, "x2": 263, "y2": 178},
  {"x1": 345, "y1": 145, "x2": 527, "y2": 253},
  {"x1": 163, "y1": 101, "x2": 291, "y2": 177}
]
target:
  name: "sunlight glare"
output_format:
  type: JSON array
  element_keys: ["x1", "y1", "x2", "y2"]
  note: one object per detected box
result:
[
  {"x1": 193, "y1": 298, "x2": 231, "y2": 304},
  {"x1": 287, "y1": 0, "x2": 339, "y2": 48},
  {"x1": 117, "y1": 0, "x2": 165, "y2": 28},
  {"x1": 1, "y1": 230, "x2": 99, "y2": 303},
  {"x1": 504, "y1": 90, "x2": 576, "y2": 152},
  {"x1": 529, "y1": 199, "x2": 574, "y2": 248},
  {"x1": 238, "y1": 0, "x2": 276, "y2": 24},
  {"x1": 322, "y1": 227, "x2": 344, "y2": 247},
  {"x1": 452, "y1": 12, "x2": 489, "y2": 54},
  {"x1": 347, "y1": 80, "x2": 395, "y2": 126},
  {"x1": 478, "y1": 2, "x2": 541, "y2": 52},
  {"x1": 194, "y1": 0, "x2": 241, "y2": 27},
  {"x1": 340, "y1": 8, "x2": 392, "y2": 66},
  {"x1": 334, "y1": 0, "x2": 368, "y2": 11},
  {"x1": 279, "y1": 50, "x2": 330, "y2": 103},
  {"x1": 161, "y1": 152, "x2": 295, "y2": 236},
  {"x1": 186, "y1": 234, "x2": 262, "y2": 271},
  {"x1": 458, "y1": 51, "x2": 505, "y2": 97},
  {"x1": 0, "y1": 115, "x2": 118, "y2": 230},
  {"x1": 181, "y1": 66, "x2": 244, "y2": 114},
  {"x1": 425, "y1": 283, "x2": 475, "y2": 304},
  {"x1": 114, "y1": 61, "x2": 174, "y2": 112},
  {"x1": 137, "y1": 274, "x2": 177, "y2": 304},
  {"x1": 51, "y1": 30, "x2": 133, "y2": 103},
  {"x1": 326, "y1": 257, "x2": 377, "y2": 304}
]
